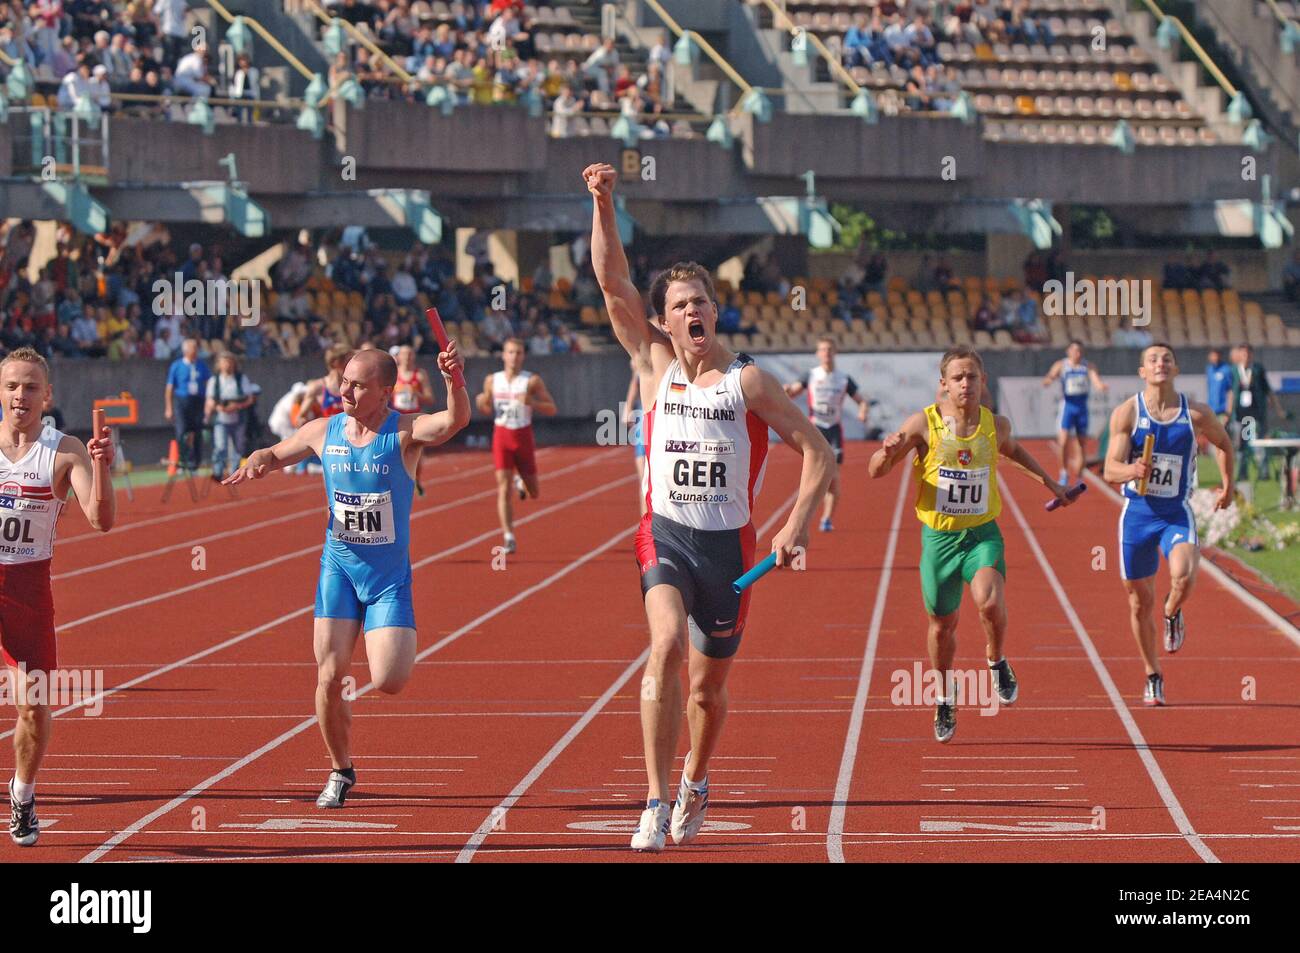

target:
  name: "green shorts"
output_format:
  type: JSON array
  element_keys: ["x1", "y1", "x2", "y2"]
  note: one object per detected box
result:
[{"x1": 919, "y1": 521, "x2": 1007, "y2": 618}]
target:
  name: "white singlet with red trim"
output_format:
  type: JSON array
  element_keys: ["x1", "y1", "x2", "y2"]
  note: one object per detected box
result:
[
  {"x1": 644, "y1": 356, "x2": 768, "y2": 531},
  {"x1": 392, "y1": 369, "x2": 423, "y2": 411},
  {"x1": 0, "y1": 424, "x2": 65, "y2": 564},
  {"x1": 492, "y1": 370, "x2": 533, "y2": 430}
]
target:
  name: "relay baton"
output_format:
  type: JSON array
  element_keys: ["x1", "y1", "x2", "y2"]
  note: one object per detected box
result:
[
  {"x1": 1135, "y1": 433, "x2": 1156, "y2": 496},
  {"x1": 425, "y1": 307, "x2": 466, "y2": 390},
  {"x1": 91, "y1": 407, "x2": 107, "y2": 502},
  {"x1": 1045, "y1": 481, "x2": 1087, "y2": 511},
  {"x1": 732, "y1": 552, "x2": 778, "y2": 594}
]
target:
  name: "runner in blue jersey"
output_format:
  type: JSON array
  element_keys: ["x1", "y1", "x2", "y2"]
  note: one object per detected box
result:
[
  {"x1": 1103, "y1": 343, "x2": 1234, "y2": 707},
  {"x1": 225, "y1": 344, "x2": 470, "y2": 807},
  {"x1": 1042, "y1": 340, "x2": 1108, "y2": 485}
]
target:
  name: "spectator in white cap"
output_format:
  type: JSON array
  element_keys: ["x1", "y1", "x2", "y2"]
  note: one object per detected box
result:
[{"x1": 89, "y1": 64, "x2": 113, "y2": 109}]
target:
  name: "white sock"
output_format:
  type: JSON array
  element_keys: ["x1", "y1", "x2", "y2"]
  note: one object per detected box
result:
[
  {"x1": 682, "y1": 769, "x2": 707, "y2": 792},
  {"x1": 11, "y1": 777, "x2": 34, "y2": 803},
  {"x1": 988, "y1": 657, "x2": 1005, "y2": 668}
]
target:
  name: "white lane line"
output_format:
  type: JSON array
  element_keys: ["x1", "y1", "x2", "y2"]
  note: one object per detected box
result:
[
  {"x1": 826, "y1": 471, "x2": 910, "y2": 864},
  {"x1": 1, "y1": 467, "x2": 633, "y2": 743},
  {"x1": 454, "y1": 485, "x2": 803, "y2": 864},
  {"x1": 1001, "y1": 477, "x2": 1220, "y2": 864},
  {"x1": 79, "y1": 512, "x2": 640, "y2": 864},
  {"x1": 55, "y1": 451, "x2": 612, "y2": 632},
  {"x1": 1082, "y1": 470, "x2": 1300, "y2": 647},
  {"x1": 53, "y1": 459, "x2": 511, "y2": 580}
]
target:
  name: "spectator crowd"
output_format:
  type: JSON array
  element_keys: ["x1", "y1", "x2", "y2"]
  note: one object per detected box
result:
[{"x1": 0, "y1": 219, "x2": 589, "y2": 367}]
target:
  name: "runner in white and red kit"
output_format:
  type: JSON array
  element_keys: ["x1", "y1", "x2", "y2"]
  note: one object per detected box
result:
[
  {"x1": 390, "y1": 344, "x2": 435, "y2": 497},
  {"x1": 0, "y1": 348, "x2": 116, "y2": 846},
  {"x1": 585, "y1": 162, "x2": 834, "y2": 854},
  {"x1": 785, "y1": 337, "x2": 870, "y2": 532},
  {"x1": 475, "y1": 339, "x2": 557, "y2": 554}
]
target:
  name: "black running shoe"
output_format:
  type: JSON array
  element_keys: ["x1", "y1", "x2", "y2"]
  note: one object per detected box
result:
[
  {"x1": 1143, "y1": 673, "x2": 1166, "y2": 707},
  {"x1": 989, "y1": 658, "x2": 1019, "y2": 704},
  {"x1": 9, "y1": 781, "x2": 38, "y2": 846},
  {"x1": 316, "y1": 768, "x2": 355, "y2": 808},
  {"x1": 416, "y1": 482, "x2": 425, "y2": 498},
  {"x1": 934, "y1": 702, "x2": 957, "y2": 743},
  {"x1": 1163, "y1": 606, "x2": 1184, "y2": 653}
]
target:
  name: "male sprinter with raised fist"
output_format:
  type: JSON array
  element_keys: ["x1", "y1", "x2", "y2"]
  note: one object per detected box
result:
[{"x1": 586, "y1": 161, "x2": 834, "y2": 853}]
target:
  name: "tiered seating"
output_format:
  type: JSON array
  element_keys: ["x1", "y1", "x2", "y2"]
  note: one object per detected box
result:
[
  {"x1": 715, "y1": 274, "x2": 1300, "y2": 353},
  {"x1": 774, "y1": 0, "x2": 1214, "y2": 145}
]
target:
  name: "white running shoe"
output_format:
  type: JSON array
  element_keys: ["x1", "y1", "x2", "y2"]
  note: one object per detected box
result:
[
  {"x1": 630, "y1": 800, "x2": 672, "y2": 852},
  {"x1": 503, "y1": 533, "x2": 517, "y2": 554},
  {"x1": 670, "y1": 770, "x2": 709, "y2": 845},
  {"x1": 316, "y1": 769, "x2": 354, "y2": 808},
  {"x1": 514, "y1": 475, "x2": 527, "y2": 500}
]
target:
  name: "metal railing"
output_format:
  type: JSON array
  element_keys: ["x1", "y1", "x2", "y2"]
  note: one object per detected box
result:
[
  {"x1": 640, "y1": 0, "x2": 778, "y2": 116},
  {"x1": 1262, "y1": 0, "x2": 1299, "y2": 29},
  {"x1": 1138, "y1": 0, "x2": 1239, "y2": 98},
  {"x1": 753, "y1": 0, "x2": 863, "y2": 102},
  {"x1": 202, "y1": 0, "x2": 316, "y2": 80},
  {"x1": 298, "y1": 0, "x2": 415, "y2": 85},
  {"x1": 7, "y1": 107, "x2": 109, "y2": 179}
]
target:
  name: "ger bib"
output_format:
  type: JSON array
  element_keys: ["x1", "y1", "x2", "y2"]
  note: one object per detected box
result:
[{"x1": 1064, "y1": 374, "x2": 1089, "y2": 396}]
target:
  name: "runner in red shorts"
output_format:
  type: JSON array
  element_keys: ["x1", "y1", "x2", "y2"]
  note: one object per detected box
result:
[
  {"x1": 0, "y1": 348, "x2": 115, "y2": 846},
  {"x1": 475, "y1": 338, "x2": 557, "y2": 553}
]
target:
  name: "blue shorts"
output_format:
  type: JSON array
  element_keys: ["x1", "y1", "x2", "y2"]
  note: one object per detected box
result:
[
  {"x1": 1058, "y1": 400, "x2": 1089, "y2": 437},
  {"x1": 1119, "y1": 496, "x2": 1198, "y2": 581},
  {"x1": 315, "y1": 552, "x2": 416, "y2": 632}
]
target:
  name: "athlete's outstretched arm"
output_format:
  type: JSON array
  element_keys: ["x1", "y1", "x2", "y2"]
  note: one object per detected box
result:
[
  {"x1": 784, "y1": 378, "x2": 806, "y2": 398},
  {"x1": 411, "y1": 344, "x2": 471, "y2": 445},
  {"x1": 996, "y1": 415, "x2": 1072, "y2": 505},
  {"x1": 225, "y1": 417, "x2": 327, "y2": 484},
  {"x1": 1103, "y1": 399, "x2": 1142, "y2": 485},
  {"x1": 1088, "y1": 365, "x2": 1109, "y2": 392},
  {"x1": 743, "y1": 365, "x2": 835, "y2": 567},
  {"x1": 61, "y1": 432, "x2": 115, "y2": 531},
  {"x1": 849, "y1": 389, "x2": 870, "y2": 423},
  {"x1": 475, "y1": 374, "x2": 493, "y2": 417},
  {"x1": 1190, "y1": 400, "x2": 1235, "y2": 510},
  {"x1": 868, "y1": 411, "x2": 927, "y2": 478},
  {"x1": 527, "y1": 375, "x2": 558, "y2": 417},
  {"x1": 1041, "y1": 360, "x2": 1062, "y2": 387},
  {"x1": 584, "y1": 162, "x2": 669, "y2": 372}
]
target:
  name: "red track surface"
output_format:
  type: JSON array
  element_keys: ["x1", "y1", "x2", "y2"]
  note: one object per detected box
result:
[{"x1": 2, "y1": 441, "x2": 1297, "y2": 863}]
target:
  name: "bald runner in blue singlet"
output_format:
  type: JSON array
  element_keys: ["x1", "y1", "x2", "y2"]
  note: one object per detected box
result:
[
  {"x1": 316, "y1": 410, "x2": 415, "y2": 631},
  {"x1": 225, "y1": 345, "x2": 471, "y2": 810}
]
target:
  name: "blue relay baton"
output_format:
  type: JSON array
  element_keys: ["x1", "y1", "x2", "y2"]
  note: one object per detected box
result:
[{"x1": 732, "y1": 552, "x2": 778, "y2": 594}]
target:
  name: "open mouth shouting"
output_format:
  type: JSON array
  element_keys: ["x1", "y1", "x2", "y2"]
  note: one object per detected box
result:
[{"x1": 687, "y1": 318, "x2": 706, "y2": 344}]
